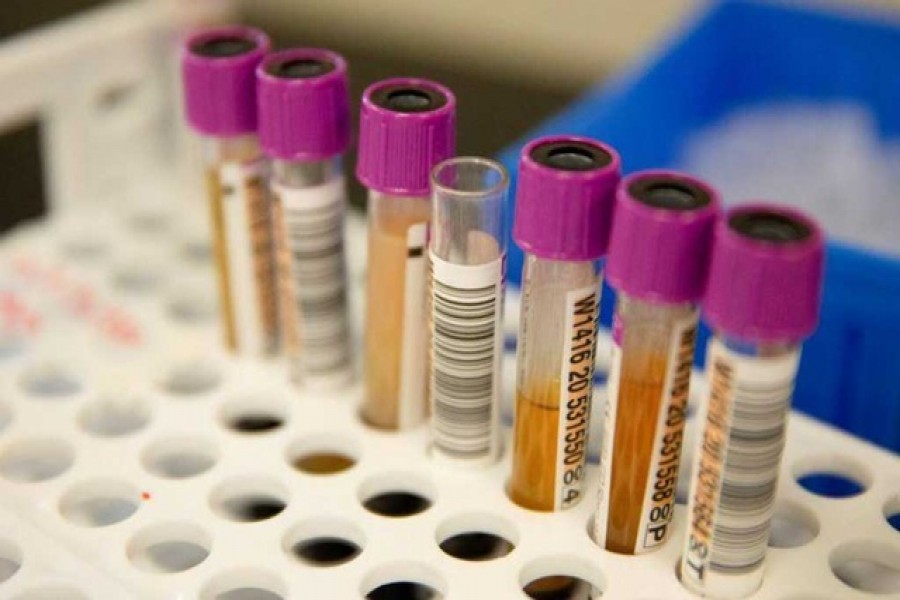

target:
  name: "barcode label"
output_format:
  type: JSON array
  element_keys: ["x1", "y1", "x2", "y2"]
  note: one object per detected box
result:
[
  {"x1": 681, "y1": 339, "x2": 799, "y2": 598},
  {"x1": 219, "y1": 160, "x2": 278, "y2": 356},
  {"x1": 554, "y1": 284, "x2": 599, "y2": 509},
  {"x1": 637, "y1": 315, "x2": 696, "y2": 552},
  {"x1": 273, "y1": 178, "x2": 351, "y2": 386},
  {"x1": 429, "y1": 251, "x2": 504, "y2": 464},
  {"x1": 594, "y1": 312, "x2": 697, "y2": 553}
]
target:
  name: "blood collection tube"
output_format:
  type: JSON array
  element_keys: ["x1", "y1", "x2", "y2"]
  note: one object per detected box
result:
[
  {"x1": 428, "y1": 157, "x2": 508, "y2": 466},
  {"x1": 680, "y1": 204, "x2": 825, "y2": 599},
  {"x1": 256, "y1": 48, "x2": 353, "y2": 388},
  {"x1": 356, "y1": 78, "x2": 456, "y2": 430},
  {"x1": 592, "y1": 171, "x2": 720, "y2": 555},
  {"x1": 508, "y1": 136, "x2": 620, "y2": 511},
  {"x1": 182, "y1": 26, "x2": 278, "y2": 355}
]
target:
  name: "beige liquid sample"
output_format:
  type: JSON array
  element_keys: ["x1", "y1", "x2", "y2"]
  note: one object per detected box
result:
[{"x1": 362, "y1": 195, "x2": 431, "y2": 430}]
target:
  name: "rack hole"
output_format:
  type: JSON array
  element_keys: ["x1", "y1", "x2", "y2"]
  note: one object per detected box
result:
[
  {"x1": 18, "y1": 363, "x2": 81, "y2": 398},
  {"x1": 79, "y1": 395, "x2": 151, "y2": 437},
  {"x1": 128, "y1": 522, "x2": 211, "y2": 573},
  {"x1": 366, "y1": 582, "x2": 442, "y2": 600},
  {"x1": 0, "y1": 539, "x2": 22, "y2": 584},
  {"x1": 794, "y1": 455, "x2": 871, "y2": 499},
  {"x1": 797, "y1": 473, "x2": 866, "y2": 498},
  {"x1": 60, "y1": 480, "x2": 139, "y2": 527},
  {"x1": 0, "y1": 438, "x2": 74, "y2": 482},
  {"x1": 886, "y1": 495, "x2": 900, "y2": 533},
  {"x1": 213, "y1": 589, "x2": 282, "y2": 600},
  {"x1": 830, "y1": 541, "x2": 900, "y2": 594},
  {"x1": 142, "y1": 437, "x2": 218, "y2": 479},
  {"x1": 181, "y1": 239, "x2": 212, "y2": 264},
  {"x1": 520, "y1": 556, "x2": 605, "y2": 600},
  {"x1": 162, "y1": 361, "x2": 222, "y2": 396},
  {"x1": 168, "y1": 292, "x2": 216, "y2": 324},
  {"x1": 285, "y1": 518, "x2": 365, "y2": 567},
  {"x1": 767, "y1": 500, "x2": 819, "y2": 548},
  {"x1": 112, "y1": 263, "x2": 161, "y2": 294},
  {"x1": 287, "y1": 434, "x2": 359, "y2": 475},
  {"x1": 0, "y1": 403, "x2": 10, "y2": 434},
  {"x1": 361, "y1": 562, "x2": 446, "y2": 600},
  {"x1": 129, "y1": 211, "x2": 170, "y2": 235},
  {"x1": 200, "y1": 568, "x2": 287, "y2": 600},
  {"x1": 0, "y1": 334, "x2": 25, "y2": 361},
  {"x1": 360, "y1": 472, "x2": 434, "y2": 517},
  {"x1": 14, "y1": 585, "x2": 88, "y2": 600},
  {"x1": 436, "y1": 513, "x2": 517, "y2": 561},
  {"x1": 61, "y1": 236, "x2": 107, "y2": 262},
  {"x1": 221, "y1": 397, "x2": 287, "y2": 434},
  {"x1": 210, "y1": 477, "x2": 288, "y2": 523}
]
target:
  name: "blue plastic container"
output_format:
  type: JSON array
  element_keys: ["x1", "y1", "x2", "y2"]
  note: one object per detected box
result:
[{"x1": 497, "y1": 0, "x2": 900, "y2": 451}]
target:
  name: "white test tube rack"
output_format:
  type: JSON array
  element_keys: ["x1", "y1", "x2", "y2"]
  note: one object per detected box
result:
[{"x1": 0, "y1": 3, "x2": 898, "y2": 599}]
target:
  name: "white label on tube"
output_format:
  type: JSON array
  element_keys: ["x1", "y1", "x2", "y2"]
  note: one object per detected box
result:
[
  {"x1": 397, "y1": 222, "x2": 428, "y2": 429},
  {"x1": 554, "y1": 283, "x2": 600, "y2": 510},
  {"x1": 273, "y1": 177, "x2": 351, "y2": 388},
  {"x1": 219, "y1": 159, "x2": 276, "y2": 356},
  {"x1": 429, "y1": 251, "x2": 504, "y2": 466},
  {"x1": 635, "y1": 313, "x2": 698, "y2": 553},
  {"x1": 681, "y1": 339, "x2": 800, "y2": 599}
]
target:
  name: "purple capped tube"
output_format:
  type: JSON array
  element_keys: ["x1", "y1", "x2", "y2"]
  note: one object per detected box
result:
[
  {"x1": 257, "y1": 48, "x2": 352, "y2": 390},
  {"x1": 356, "y1": 78, "x2": 456, "y2": 431},
  {"x1": 508, "y1": 136, "x2": 621, "y2": 513},
  {"x1": 592, "y1": 170, "x2": 721, "y2": 555},
  {"x1": 680, "y1": 203, "x2": 825, "y2": 599},
  {"x1": 181, "y1": 25, "x2": 277, "y2": 356}
]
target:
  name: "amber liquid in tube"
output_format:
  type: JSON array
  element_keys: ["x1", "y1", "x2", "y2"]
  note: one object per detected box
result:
[
  {"x1": 363, "y1": 193, "x2": 431, "y2": 429},
  {"x1": 599, "y1": 297, "x2": 696, "y2": 553},
  {"x1": 509, "y1": 256, "x2": 600, "y2": 511}
]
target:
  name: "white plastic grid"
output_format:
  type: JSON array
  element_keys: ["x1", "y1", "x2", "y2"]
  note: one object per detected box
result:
[{"x1": 0, "y1": 204, "x2": 898, "y2": 600}]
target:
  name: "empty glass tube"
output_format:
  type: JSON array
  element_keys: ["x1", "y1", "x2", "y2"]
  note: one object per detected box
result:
[
  {"x1": 592, "y1": 171, "x2": 720, "y2": 555},
  {"x1": 509, "y1": 136, "x2": 621, "y2": 511},
  {"x1": 257, "y1": 48, "x2": 353, "y2": 389},
  {"x1": 428, "y1": 157, "x2": 508, "y2": 466},
  {"x1": 356, "y1": 78, "x2": 456, "y2": 430},
  {"x1": 182, "y1": 26, "x2": 278, "y2": 355},
  {"x1": 680, "y1": 204, "x2": 825, "y2": 599}
]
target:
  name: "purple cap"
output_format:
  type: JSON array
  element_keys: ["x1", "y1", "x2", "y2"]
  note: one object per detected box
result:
[
  {"x1": 256, "y1": 48, "x2": 350, "y2": 161},
  {"x1": 607, "y1": 170, "x2": 721, "y2": 304},
  {"x1": 181, "y1": 26, "x2": 270, "y2": 137},
  {"x1": 356, "y1": 78, "x2": 456, "y2": 197},
  {"x1": 704, "y1": 203, "x2": 825, "y2": 342},
  {"x1": 512, "y1": 136, "x2": 621, "y2": 261}
]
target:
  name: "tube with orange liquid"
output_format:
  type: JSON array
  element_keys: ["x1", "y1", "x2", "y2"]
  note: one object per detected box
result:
[
  {"x1": 508, "y1": 136, "x2": 620, "y2": 511},
  {"x1": 591, "y1": 171, "x2": 720, "y2": 555},
  {"x1": 182, "y1": 26, "x2": 278, "y2": 356},
  {"x1": 356, "y1": 78, "x2": 456, "y2": 430}
]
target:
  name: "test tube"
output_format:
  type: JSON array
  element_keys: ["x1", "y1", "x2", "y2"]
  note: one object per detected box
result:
[
  {"x1": 680, "y1": 204, "x2": 825, "y2": 599},
  {"x1": 356, "y1": 78, "x2": 456, "y2": 430},
  {"x1": 256, "y1": 48, "x2": 353, "y2": 388},
  {"x1": 592, "y1": 171, "x2": 720, "y2": 555},
  {"x1": 508, "y1": 136, "x2": 621, "y2": 511},
  {"x1": 428, "y1": 157, "x2": 508, "y2": 466},
  {"x1": 181, "y1": 26, "x2": 278, "y2": 355}
]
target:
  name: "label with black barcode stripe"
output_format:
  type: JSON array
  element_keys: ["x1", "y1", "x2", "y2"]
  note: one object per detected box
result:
[
  {"x1": 219, "y1": 159, "x2": 278, "y2": 356},
  {"x1": 272, "y1": 178, "x2": 352, "y2": 388},
  {"x1": 681, "y1": 339, "x2": 799, "y2": 599},
  {"x1": 429, "y1": 251, "x2": 504, "y2": 465},
  {"x1": 554, "y1": 284, "x2": 600, "y2": 509},
  {"x1": 594, "y1": 312, "x2": 697, "y2": 552}
]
